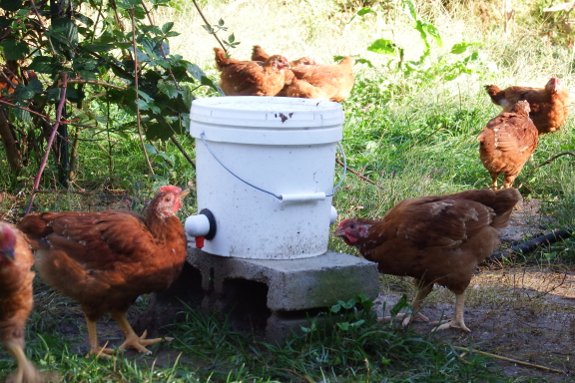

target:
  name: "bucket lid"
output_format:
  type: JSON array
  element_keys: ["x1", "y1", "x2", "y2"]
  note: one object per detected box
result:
[{"x1": 190, "y1": 96, "x2": 343, "y2": 145}]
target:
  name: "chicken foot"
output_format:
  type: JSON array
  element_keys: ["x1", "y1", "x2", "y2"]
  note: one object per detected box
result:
[
  {"x1": 85, "y1": 312, "x2": 172, "y2": 357},
  {"x1": 111, "y1": 311, "x2": 173, "y2": 355},
  {"x1": 429, "y1": 293, "x2": 471, "y2": 333},
  {"x1": 86, "y1": 316, "x2": 116, "y2": 357},
  {"x1": 381, "y1": 311, "x2": 429, "y2": 324},
  {"x1": 382, "y1": 283, "x2": 433, "y2": 326},
  {"x1": 401, "y1": 283, "x2": 433, "y2": 327},
  {"x1": 4, "y1": 341, "x2": 43, "y2": 383}
]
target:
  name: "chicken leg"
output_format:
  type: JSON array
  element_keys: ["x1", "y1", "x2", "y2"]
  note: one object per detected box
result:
[
  {"x1": 110, "y1": 311, "x2": 172, "y2": 355},
  {"x1": 401, "y1": 283, "x2": 433, "y2": 327},
  {"x1": 488, "y1": 172, "x2": 499, "y2": 191},
  {"x1": 382, "y1": 282, "x2": 432, "y2": 326},
  {"x1": 85, "y1": 312, "x2": 172, "y2": 357},
  {"x1": 430, "y1": 293, "x2": 471, "y2": 332},
  {"x1": 4, "y1": 341, "x2": 43, "y2": 383},
  {"x1": 86, "y1": 315, "x2": 115, "y2": 357}
]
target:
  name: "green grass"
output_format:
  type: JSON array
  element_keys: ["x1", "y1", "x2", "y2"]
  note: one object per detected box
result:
[
  {"x1": 1, "y1": 0, "x2": 575, "y2": 381},
  {"x1": 1, "y1": 297, "x2": 526, "y2": 382}
]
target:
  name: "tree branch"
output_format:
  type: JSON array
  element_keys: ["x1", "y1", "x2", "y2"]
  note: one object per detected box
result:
[
  {"x1": 336, "y1": 158, "x2": 385, "y2": 190},
  {"x1": 130, "y1": 6, "x2": 154, "y2": 176},
  {"x1": 0, "y1": 111, "x2": 22, "y2": 174},
  {"x1": 64, "y1": 78, "x2": 126, "y2": 90},
  {"x1": 25, "y1": 73, "x2": 68, "y2": 215},
  {"x1": 191, "y1": 0, "x2": 227, "y2": 51}
]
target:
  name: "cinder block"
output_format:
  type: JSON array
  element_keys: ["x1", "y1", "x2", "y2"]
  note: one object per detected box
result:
[{"x1": 186, "y1": 248, "x2": 380, "y2": 342}]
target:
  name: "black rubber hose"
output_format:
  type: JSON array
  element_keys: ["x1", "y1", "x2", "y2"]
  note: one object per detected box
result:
[{"x1": 489, "y1": 228, "x2": 573, "y2": 262}]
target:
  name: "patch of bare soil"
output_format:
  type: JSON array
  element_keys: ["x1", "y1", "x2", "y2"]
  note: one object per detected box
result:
[{"x1": 374, "y1": 199, "x2": 575, "y2": 382}]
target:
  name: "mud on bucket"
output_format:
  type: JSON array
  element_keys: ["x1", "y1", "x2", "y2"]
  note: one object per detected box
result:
[{"x1": 187, "y1": 96, "x2": 345, "y2": 259}]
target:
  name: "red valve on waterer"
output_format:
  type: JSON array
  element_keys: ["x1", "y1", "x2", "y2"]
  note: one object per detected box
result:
[{"x1": 184, "y1": 209, "x2": 216, "y2": 249}]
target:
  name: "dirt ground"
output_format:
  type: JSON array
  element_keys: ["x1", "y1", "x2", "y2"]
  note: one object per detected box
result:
[
  {"x1": 374, "y1": 198, "x2": 575, "y2": 382},
  {"x1": 29, "y1": 198, "x2": 575, "y2": 382}
]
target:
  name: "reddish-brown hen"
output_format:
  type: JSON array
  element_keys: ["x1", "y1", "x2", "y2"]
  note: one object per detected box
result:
[
  {"x1": 485, "y1": 77, "x2": 570, "y2": 135},
  {"x1": 17, "y1": 186, "x2": 188, "y2": 357},
  {"x1": 334, "y1": 188, "x2": 520, "y2": 332},
  {"x1": 250, "y1": 45, "x2": 317, "y2": 67},
  {"x1": 286, "y1": 56, "x2": 355, "y2": 102},
  {"x1": 0, "y1": 222, "x2": 43, "y2": 383},
  {"x1": 214, "y1": 47, "x2": 289, "y2": 96},
  {"x1": 478, "y1": 101, "x2": 539, "y2": 190},
  {"x1": 251, "y1": 45, "x2": 270, "y2": 62},
  {"x1": 251, "y1": 45, "x2": 317, "y2": 97},
  {"x1": 250, "y1": 45, "x2": 354, "y2": 100}
]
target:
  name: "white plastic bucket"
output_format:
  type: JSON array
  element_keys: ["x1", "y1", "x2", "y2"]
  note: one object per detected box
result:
[{"x1": 189, "y1": 96, "x2": 344, "y2": 259}]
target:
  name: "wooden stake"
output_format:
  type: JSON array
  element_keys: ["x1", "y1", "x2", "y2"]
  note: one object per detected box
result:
[{"x1": 453, "y1": 346, "x2": 566, "y2": 374}]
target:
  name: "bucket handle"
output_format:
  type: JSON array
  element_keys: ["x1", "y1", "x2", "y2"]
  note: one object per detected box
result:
[{"x1": 199, "y1": 132, "x2": 347, "y2": 202}]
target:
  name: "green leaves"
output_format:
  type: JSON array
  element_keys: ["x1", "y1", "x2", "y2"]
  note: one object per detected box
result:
[
  {"x1": 330, "y1": 294, "x2": 374, "y2": 315},
  {"x1": 362, "y1": 0, "x2": 482, "y2": 84},
  {"x1": 28, "y1": 56, "x2": 65, "y2": 74},
  {"x1": 450, "y1": 42, "x2": 483, "y2": 54},
  {"x1": 157, "y1": 79, "x2": 179, "y2": 98},
  {"x1": 367, "y1": 39, "x2": 399, "y2": 56},
  {"x1": 402, "y1": 0, "x2": 417, "y2": 20},
  {"x1": 0, "y1": 0, "x2": 23, "y2": 12},
  {"x1": 389, "y1": 294, "x2": 410, "y2": 318},
  {"x1": 0, "y1": 0, "x2": 220, "y2": 181},
  {"x1": 202, "y1": 18, "x2": 240, "y2": 50},
  {"x1": 49, "y1": 18, "x2": 79, "y2": 60},
  {"x1": 0, "y1": 37, "x2": 29, "y2": 60}
]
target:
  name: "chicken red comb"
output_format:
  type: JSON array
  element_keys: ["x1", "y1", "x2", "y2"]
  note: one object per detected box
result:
[
  {"x1": 158, "y1": 185, "x2": 183, "y2": 194},
  {"x1": 0, "y1": 223, "x2": 16, "y2": 250}
]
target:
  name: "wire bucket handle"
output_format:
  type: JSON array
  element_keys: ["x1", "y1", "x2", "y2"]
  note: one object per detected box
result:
[{"x1": 199, "y1": 132, "x2": 347, "y2": 203}]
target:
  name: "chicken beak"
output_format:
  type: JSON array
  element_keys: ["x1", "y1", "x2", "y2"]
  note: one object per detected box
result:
[
  {"x1": 179, "y1": 188, "x2": 190, "y2": 198},
  {"x1": 332, "y1": 228, "x2": 345, "y2": 237},
  {"x1": 1, "y1": 249, "x2": 15, "y2": 263}
]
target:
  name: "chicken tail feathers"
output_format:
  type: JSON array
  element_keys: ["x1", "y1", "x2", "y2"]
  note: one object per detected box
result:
[
  {"x1": 17, "y1": 214, "x2": 52, "y2": 249},
  {"x1": 214, "y1": 47, "x2": 231, "y2": 71},
  {"x1": 338, "y1": 56, "x2": 355, "y2": 68},
  {"x1": 485, "y1": 84, "x2": 501, "y2": 96},
  {"x1": 485, "y1": 85, "x2": 505, "y2": 105},
  {"x1": 490, "y1": 188, "x2": 522, "y2": 228},
  {"x1": 251, "y1": 45, "x2": 270, "y2": 62}
]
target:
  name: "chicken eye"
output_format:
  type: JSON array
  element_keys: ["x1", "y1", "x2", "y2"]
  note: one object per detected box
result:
[{"x1": 165, "y1": 197, "x2": 171, "y2": 202}]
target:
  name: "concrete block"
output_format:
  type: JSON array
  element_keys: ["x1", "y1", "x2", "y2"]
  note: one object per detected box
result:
[{"x1": 185, "y1": 248, "x2": 380, "y2": 342}]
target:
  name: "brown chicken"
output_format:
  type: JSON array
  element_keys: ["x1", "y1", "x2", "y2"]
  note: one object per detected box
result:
[
  {"x1": 0, "y1": 222, "x2": 43, "y2": 383},
  {"x1": 17, "y1": 186, "x2": 188, "y2": 357},
  {"x1": 214, "y1": 47, "x2": 290, "y2": 96},
  {"x1": 251, "y1": 45, "x2": 354, "y2": 101},
  {"x1": 251, "y1": 45, "x2": 318, "y2": 98},
  {"x1": 485, "y1": 77, "x2": 570, "y2": 135},
  {"x1": 334, "y1": 188, "x2": 521, "y2": 332},
  {"x1": 251, "y1": 45, "x2": 270, "y2": 62},
  {"x1": 286, "y1": 56, "x2": 355, "y2": 102},
  {"x1": 250, "y1": 45, "x2": 317, "y2": 67},
  {"x1": 478, "y1": 100, "x2": 539, "y2": 190}
]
